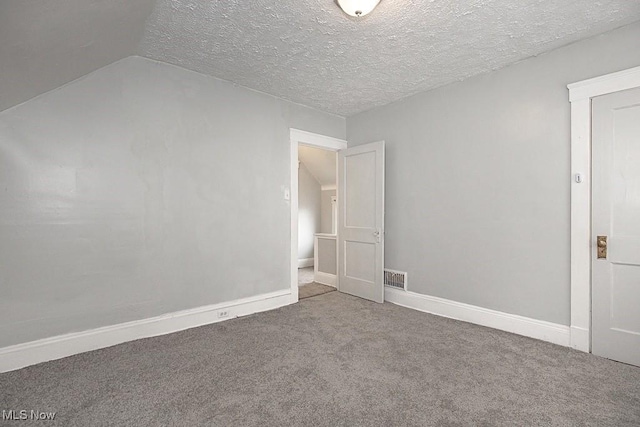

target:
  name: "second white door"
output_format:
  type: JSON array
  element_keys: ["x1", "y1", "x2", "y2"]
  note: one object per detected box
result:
[
  {"x1": 592, "y1": 87, "x2": 640, "y2": 367},
  {"x1": 337, "y1": 141, "x2": 385, "y2": 303}
]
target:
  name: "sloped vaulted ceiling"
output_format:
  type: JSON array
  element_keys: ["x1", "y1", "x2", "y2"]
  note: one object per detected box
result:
[
  {"x1": 2, "y1": 0, "x2": 640, "y2": 115},
  {"x1": 0, "y1": 0, "x2": 156, "y2": 112}
]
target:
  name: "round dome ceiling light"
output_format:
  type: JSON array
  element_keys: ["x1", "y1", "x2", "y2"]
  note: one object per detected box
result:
[{"x1": 337, "y1": 0, "x2": 381, "y2": 17}]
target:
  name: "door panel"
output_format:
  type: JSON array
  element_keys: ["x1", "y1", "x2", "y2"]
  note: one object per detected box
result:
[
  {"x1": 592, "y1": 87, "x2": 640, "y2": 367},
  {"x1": 345, "y1": 241, "x2": 376, "y2": 283},
  {"x1": 611, "y1": 264, "x2": 640, "y2": 333},
  {"x1": 338, "y1": 141, "x2": 385, "y2": 303},
  {"x1": 345, "y1": 151, "x2": 377, "y2": 228}
]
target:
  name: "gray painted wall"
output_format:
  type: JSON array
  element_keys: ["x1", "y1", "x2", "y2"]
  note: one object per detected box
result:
[
  {"x1": 317, "y1": 237, "x2": 337, "y2": 276},
  {"x1": 347, "y1": 22, "x2": 640, "y2": 326},
  {"x1": 0, "y1": 56, "x2": 345, "y2": 347},
  {"x1": 320, "y1": 189, "x2": 336, "y2": 234},
  {"x1": 298, "y1": 163, "x2": 321, "y2": 261}
]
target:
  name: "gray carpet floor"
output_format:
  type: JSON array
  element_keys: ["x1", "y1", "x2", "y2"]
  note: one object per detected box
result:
[
  {"x1": 299, "y1": 282, "x2": 336, "y2": 299},
  {"x1": 298, "y1": 266, "x2": 335, "y2": 299},
  {"x1": 1, "y1": 292, "x2": 639, "y2": 426},
  {"x1": 298, "y1": 267, "x2": 314, "y2": 285}
]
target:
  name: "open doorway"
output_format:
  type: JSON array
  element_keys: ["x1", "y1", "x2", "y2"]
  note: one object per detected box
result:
[
  {"x1": 290, "y1": 129, "x2": 385, "y2": 304},
  {"x1": 297, "y1": 144, "x2": 338, "y2": 299},
  {"x1": 289, "y1": 129, "x2": 347, "y2": 303}
]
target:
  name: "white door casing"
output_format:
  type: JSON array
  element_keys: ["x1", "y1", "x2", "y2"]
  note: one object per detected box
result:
[
  {"x1": 290, "y1": 129, "x2": 347, "y2": 304},
  {"x1": 568, "y1": 65, "x2": 640, "y2": 353},
  {"x1": 338, "y1": 141, "x2": 385, "y2": 303},
  {"x1": 591, "y1": 87, "x2": 640, "y2": 367},
  {"x1": 331, "y1": 195, "x2": 337, "y2": 234}
]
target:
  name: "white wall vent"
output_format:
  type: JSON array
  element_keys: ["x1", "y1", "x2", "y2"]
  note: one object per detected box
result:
[{"x1": 384, "y1": 269, "x2": 407, "y2": 290}]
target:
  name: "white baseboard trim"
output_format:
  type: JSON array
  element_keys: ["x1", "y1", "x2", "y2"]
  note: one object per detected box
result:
[
  {"x1": 298, "y1": 258, "x2": 314, "y2": 268},
  {"x1": 569, "y1": 326, "x2": 590, "y2": 352},
  {"x1": 0, "y1": 289, "x2": 292, "y2": 373},
  {"x1": 314, "y1": 271, "x2": 337, "y2": 287},
  {"x1": 385, "y1": 288, "x2": 570, "y2": 347}
]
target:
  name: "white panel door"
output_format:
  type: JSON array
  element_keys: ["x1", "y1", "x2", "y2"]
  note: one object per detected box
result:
[
  {"x1": 338, "y1": 141, "x2": 385, "y2": 303},
  {"x1": 592, "y1": 87, "x2": 640, "y2": 367}
]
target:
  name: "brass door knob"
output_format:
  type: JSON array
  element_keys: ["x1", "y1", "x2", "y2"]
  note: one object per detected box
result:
[{"x1": 597, "y1": 236, "x2": 607, "y2": 259}]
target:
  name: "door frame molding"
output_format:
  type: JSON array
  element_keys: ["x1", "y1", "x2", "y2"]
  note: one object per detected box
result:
[
  {"x1": 290, "y1": 129, "x2": 347, "y2": 303},
  {"x1": 567, "y1": 65, "x2": 640, "y2": 352}
]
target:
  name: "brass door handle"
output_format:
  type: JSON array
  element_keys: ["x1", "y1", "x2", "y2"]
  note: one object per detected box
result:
[{"x1": 597, "y1": 236, "x2": 607, "y2": 259}]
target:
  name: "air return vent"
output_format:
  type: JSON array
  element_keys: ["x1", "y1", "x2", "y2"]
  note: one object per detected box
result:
[{"x1": 384, "y1": 269, "x2": 407, "y2": 290}]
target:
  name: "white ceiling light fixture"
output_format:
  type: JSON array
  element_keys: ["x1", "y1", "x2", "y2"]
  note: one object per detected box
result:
[{"x1": 336, "y1": 0, "x2": 381, "y2": 17}]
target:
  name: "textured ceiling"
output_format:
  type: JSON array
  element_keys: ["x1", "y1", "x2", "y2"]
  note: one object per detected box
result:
[
  {"x1": 139, "y1": 0, "x2": 640, "y2": 116},
  {"x1": 3, "y1": 1, "x2": 640, "y2": 115}
]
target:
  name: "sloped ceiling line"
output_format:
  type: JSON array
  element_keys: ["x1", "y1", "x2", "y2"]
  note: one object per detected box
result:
[
  {"x1": 298, "y1": 144, "x2": 337, "y2": 187},
  {"x1": 2, "y1": 0, "x2": 640, "y2": 115}
]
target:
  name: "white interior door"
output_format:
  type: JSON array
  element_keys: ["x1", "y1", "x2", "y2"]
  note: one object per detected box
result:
[
  {"x1": 338, "y1": 141, "x2": 385, "y2": 303},
  {"x1": 592, "y1": 87, "x2": 640, "y2": 367}
]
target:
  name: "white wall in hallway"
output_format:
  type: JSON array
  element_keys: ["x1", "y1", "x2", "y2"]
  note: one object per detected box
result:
[
  {"x1": 320, "y1": 189, "x2": 336, "y2": 234},
  {"x1": 298, "y1": 162, "x2": 321, "y2": 262}
]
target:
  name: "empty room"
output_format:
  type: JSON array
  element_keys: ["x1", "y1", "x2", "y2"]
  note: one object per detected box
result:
[{"x1": 1, "y1": 0, "x2": 640, "y2": 425}]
